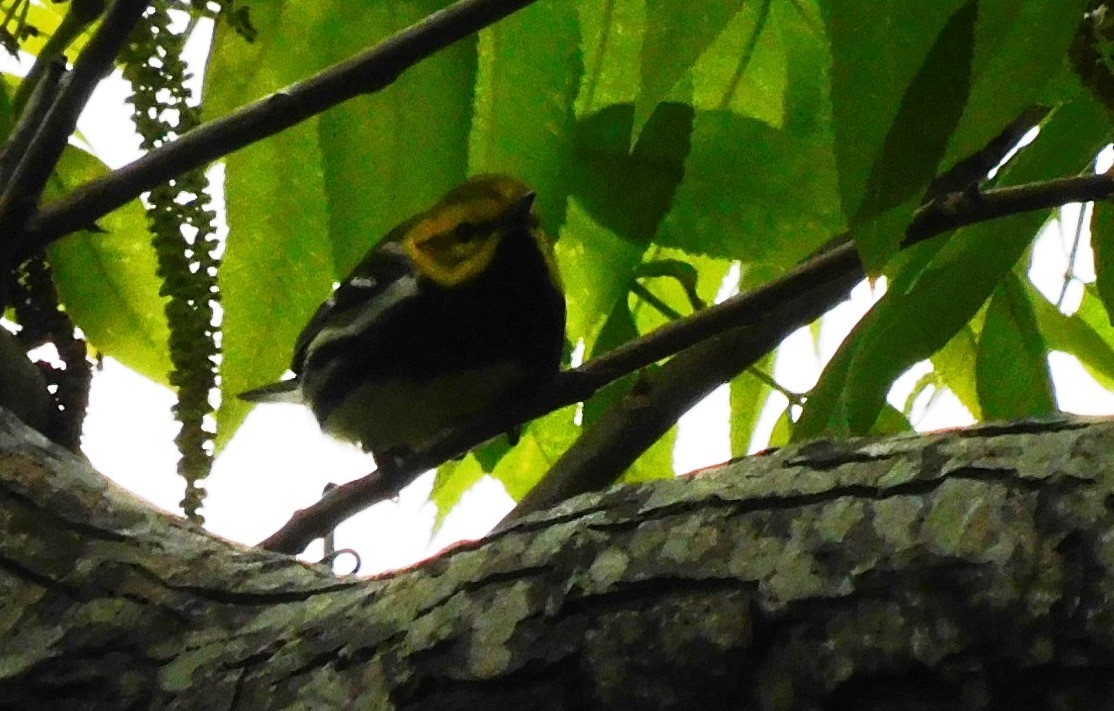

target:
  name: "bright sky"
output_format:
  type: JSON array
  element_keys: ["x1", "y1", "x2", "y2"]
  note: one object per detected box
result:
[{"x1": 25, "y1": 20, "x2": 1114, "y2": 576}]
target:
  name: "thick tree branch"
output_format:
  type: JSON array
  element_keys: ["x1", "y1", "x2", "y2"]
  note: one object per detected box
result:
[
  {"x1": 21, "y1": 0, "x2": 541, "y2": 252},
  {"x1": 260, "y1": 173, "x2": 1114, "y2": 554},
  {"x1": 0, "y1": 0, "x2": 147, "y2": 269},
  {"x1": 6, "y1": 408, "x2": 1114, "y2": 708}
]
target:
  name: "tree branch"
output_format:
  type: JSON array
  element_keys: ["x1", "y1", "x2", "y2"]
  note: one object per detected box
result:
[
  {"x1": 21, "y1": 0, "x2": 541, "y2": 253},
  {"x1": 504, "y1": 175, "x2": 1114, "y2": 522},
  {"x1": 8, "y1": 407, "x2": 1114, "y2": 708},
  {"x1": 501, "y1": 268, "x2": 863, "y2": 525},
  {"x1": 922, "y1": 104, "x2": 1049, "y2": 200},
  {"x1": 0, "y1": 0, "x2": 147, "y2": 269},
  {"x1": 0, "y1": 59, "x2": 66, "y2": 190},
  {"x1": 259, "y1": 173, "x2": 1114, "y2": 554}
]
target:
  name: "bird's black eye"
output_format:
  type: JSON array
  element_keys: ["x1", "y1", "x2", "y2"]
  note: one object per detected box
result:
[{"x1": 454, "y1": 221, "x2": 480, "y2": 242}]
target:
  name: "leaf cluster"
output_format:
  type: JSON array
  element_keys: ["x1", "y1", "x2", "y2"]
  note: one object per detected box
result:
[{"x1": 1, "y1": 0, "x2": 1113, "y2": 539}]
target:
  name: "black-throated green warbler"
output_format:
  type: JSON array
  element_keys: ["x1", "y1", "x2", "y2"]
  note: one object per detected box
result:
[{"x1": 239, "y1": 175, "x2": 566, "y2": 468}]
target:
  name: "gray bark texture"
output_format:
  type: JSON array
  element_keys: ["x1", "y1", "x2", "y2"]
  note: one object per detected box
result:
[{"x1": 2, "y1": 408, "x2": 1114, "y2": 710}]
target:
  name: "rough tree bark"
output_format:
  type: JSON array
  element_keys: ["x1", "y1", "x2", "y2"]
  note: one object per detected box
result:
[{"x1": 2, "y1": 408, "x2": 1114, "y2": 710}]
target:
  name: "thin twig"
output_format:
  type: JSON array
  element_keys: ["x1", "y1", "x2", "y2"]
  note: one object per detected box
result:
[
  {"x1": 746, "y1": 366, "x2": 802, "y2": 406},
  {"x1": 631, "y1": 281, "x2": 684, "y2": 321},
  {"x1": 23, "y1": 0, "x2": 542, "y2": 252},
  {"x1": 1056, "y1": 203, "x2": 1088, "y2": 309},
  {"x1": 258, "y1": 173, "x2": 1114, "y2": 554},
  {"x1": 0, "y1": 0, "x2": 147, "y2": 270},
  {"x1": 11, "y1": 0, "x2": 107, "y2": 116}
]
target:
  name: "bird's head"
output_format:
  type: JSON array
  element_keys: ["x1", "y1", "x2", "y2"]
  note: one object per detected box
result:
[{"x1": 403, "y1": 175, "x2": 548, "y2": 287}]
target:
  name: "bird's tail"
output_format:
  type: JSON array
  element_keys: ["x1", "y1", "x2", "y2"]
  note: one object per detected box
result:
[{"x1": 238, "y1": 378, "x2": 304, "y2": 404}]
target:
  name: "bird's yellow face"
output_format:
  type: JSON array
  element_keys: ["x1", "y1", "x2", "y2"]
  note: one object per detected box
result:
[
  {"x1": 402, "y1": 175, "x2": 551, "y2": 288},
  {"x1": 405, "y1": 201, "x2": 507, "y2": 287}
]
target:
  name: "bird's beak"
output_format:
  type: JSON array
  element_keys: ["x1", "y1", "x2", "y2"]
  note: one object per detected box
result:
[{"x1": 509, "y1": 191, "x2": 537, "y2": 224}]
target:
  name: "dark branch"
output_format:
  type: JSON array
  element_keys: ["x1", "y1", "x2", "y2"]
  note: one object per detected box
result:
[
  {"x1": 922, "y1": 105, "x2": 1050, "y2": 200},
  {"x1": 504, "y1": 175, "x2": 1114, "y2": 521},
  {"x1": 0, "y1": 59, "x2": 66, "y2": 190},
  {"x1": 0, "y1": 0, "x2": 147, "y2": 269},
  {"x1": 501, "y1": 268, "x2": 864, "y2": 525},
  {"x1": 22, "y1": 0, "x2": 541, "y2": 252},
  {"x1": 259, "y1": 173, "x2": 1114, "y2": 553},
  {"x1": 904, "y1": 173, "x2": 1114, "y2": 244}
]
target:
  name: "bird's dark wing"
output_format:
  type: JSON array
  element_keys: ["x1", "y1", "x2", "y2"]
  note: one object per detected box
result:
[{"x1": 290, "y1": 240, "x2": 416, "y2": 372}]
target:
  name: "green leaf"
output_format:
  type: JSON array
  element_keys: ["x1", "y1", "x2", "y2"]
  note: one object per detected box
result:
[
  {"x1": 944, "y1": 0, "x2": 1091, "y2": 169},
  {"x1": 729, "y1": 354, "x2": 774, "y2": 457},
  {"x1": 692, "y1": 0, "x2": 786, "y2": 127},
  {"x1": 847, "y1": 1, "x2": 978, "y2": 271},
  {"x1": 470, "y1": 0, "x2": 581, "y2": 230},
  {"x1": 931, "y1": 325, "x2": 983, "y2": 419},
  {"x1": 214, "y1": 127, "x2": 331, "y2": 447},
  {"x1": 1, "y1": 76, "x2": 167, "y2": 387},
  {"x1": 577, "y1": 0, "x2": 644, "y2": 113},
  {"x1": 314, "y1": 2, "x2": 477, "y2": 273},
  {"x1": 976, "y1": 272, "x2": 1055, "y2": 419},
  {"x1": 636, "y1": 258, "x2": 706, "y2": 311},
  {"x1": 778, "y1": 0, "x2": 831, "y2": 139},
  {"x1": 793, "y1": 83, "x2": 1108, "y2": 441},
  {"x1": 1093, "y1": 199, "x2": 1114, "y2": 324},
  {"x1": 822, "y1": 0, "x2": 969, "y2": 234},
  {"x1": 861, "y1": 1, "x2": 977, "y2": 218},
  {"x1": 637, "y1": 0, "x2": 746, "y2": 136},
  {"x1": 431, "y1": 455, "x2": 486, "y2": 534},
  {"x1": 557, "y1": 201, "x2": 646, "y2": 349},
  {"x1": 656, "y1": 110, "x2": 842, "y2": 264},
  {"x1": 207, "y1": 0, "x2": 475, "y2": 447},
  {"x1": 872, "y1": 403, "x2": 913, "y2": 435},
  {"x1": 473, "y1": 436, "x2": 512, "y2": 473},
  {"x1": 47, "y1": 149, "x2": 171, "y2": 385},
  {"x1": 1033, "y1": 285, "x2": 1114, "y2": 393},
  {"x1": 569, "y1": 102, "x2": 694, "y2": 244},
  {"x1": 767, "y1": 403, "x2": 794, "y2": 449},
  {"x1": 206, "y1": 2, "x2": 330, "y2": 445},
  {"x1": 491, "y1": 406, "x2": 580, "y2": 501}
]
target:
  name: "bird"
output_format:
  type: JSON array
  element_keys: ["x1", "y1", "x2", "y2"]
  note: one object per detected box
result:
[{"x1": 239, "y1": 175, "x2": 566, "y2": 471}]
